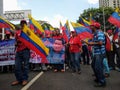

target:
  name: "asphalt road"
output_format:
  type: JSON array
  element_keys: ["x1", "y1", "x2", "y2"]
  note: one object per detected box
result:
[{"x1": 0, "y1": 65, "x2": 120, "y2": 90}]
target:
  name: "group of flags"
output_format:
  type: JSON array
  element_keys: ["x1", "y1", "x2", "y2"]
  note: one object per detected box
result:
[
  {"x1": 0, "y1": 7, "x2": 120, "y2": 58},
  {"x1": 108, "y1": 8, "x2": 120, "y2": 40},
  {"x1": 0, "y1": 16, "x2": 15, "y2": 31}
]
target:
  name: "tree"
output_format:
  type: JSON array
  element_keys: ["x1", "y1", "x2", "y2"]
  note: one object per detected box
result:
[{"x1": 78, "y1": 7, "x2": 115, "y2": 31}]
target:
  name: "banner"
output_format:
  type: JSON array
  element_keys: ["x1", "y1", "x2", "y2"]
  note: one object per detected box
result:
[
  {"x1": 30, "y1": 38, "x2": 65, "y2": 64},
  {"x1": 0, "y1": 39, "x2": 15, "y2": 66},
  {"x1": 0, "y1": 38, "x2": 65, "y2": 66}
]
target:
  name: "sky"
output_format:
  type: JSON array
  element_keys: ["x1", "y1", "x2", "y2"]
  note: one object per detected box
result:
[{"x1": 3, "y1": 0, "x2": 99, "y2": 28}]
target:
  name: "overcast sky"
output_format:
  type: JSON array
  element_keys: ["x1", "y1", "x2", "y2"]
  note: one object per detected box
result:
[{"x1": 3, "y1": 0, "x2": 99, "y2": 27}]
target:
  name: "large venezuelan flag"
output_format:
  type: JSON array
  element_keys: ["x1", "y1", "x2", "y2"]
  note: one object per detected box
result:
[
  {"x1": 28, "y1": 14, "x2": 44, "y2": 33},
  {"x1": 71, "y1": 22, "x2": 93, "y2": 40},
  {"x1": 20, "y1": 25, "x2": 49, "y2": 60},
  {"x1": 0, "y1": 16, "x2": 15, "y2": 30},
  {"x1": 108, "y1": 8, "x2": 120, "y2": 27}
]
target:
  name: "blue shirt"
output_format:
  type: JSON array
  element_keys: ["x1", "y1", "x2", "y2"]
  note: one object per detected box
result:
[{"x1": 93, "y1": 30, "x2": 106, "y2": 55}]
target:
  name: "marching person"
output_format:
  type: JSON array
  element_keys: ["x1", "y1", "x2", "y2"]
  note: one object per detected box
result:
[{"x1": 11, "y1": 20, "x2": 30, "y2": 86}]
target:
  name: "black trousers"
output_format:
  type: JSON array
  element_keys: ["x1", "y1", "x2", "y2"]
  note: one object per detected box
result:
[{"x1": 106, "y1": 51, "x2": 115, "y2": 69}]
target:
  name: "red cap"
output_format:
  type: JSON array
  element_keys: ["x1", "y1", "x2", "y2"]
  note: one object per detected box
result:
[
  {"x1": 90, "y1": 22, "x2": 101, "y2": 29},
  {"x1": 5, "y1": 31, "x2": 11, "y2": 34},
  {"x1": 107, "y1": 30, "x2": 113, "y2": 33}
]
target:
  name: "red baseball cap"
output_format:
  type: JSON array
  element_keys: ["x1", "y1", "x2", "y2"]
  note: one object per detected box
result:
[
  {"x1": 107, "y1": 30, "x2": 113, "y2": 33},
  {"x1": 90, "y1": 22, "x2": 101, "y2": 29}
]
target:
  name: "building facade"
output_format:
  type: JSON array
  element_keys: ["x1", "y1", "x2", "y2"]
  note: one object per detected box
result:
[
  {"x1": 99, "y1": 0, "x2": 120, "y2": 8},
  {"x1": 0, "y1": 0, "x2": 3, "y2": 16}
]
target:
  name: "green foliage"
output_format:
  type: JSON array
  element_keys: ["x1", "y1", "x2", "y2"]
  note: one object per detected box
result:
[{"x1": 78, "y1": 7, "x2": 115, "y2": 31}]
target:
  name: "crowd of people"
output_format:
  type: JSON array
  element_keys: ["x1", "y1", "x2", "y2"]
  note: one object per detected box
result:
[{"x1": 0, "y1": 20, "x2": 120, "y2": 87}]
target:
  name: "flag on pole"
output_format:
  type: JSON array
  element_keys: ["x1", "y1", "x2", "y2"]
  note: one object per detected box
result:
[
  {"x1": 0, "y1": 16, "x2": 15, "y2": 30},
  {"x1": 28, "y1": 14, "x2": 44, "y2": 33},
  {"x1": 19, "y1": 25, "x2": 49, "y2": 59},
  {"x1": 78, "y1": 17, "x2": 91, "y2": 27},
  {"x1": 108, "y1": 8, "x2": 120, "y2": 27},
  {"x1": 71, "y1": 22, "x2": 93, "y2": 40},
  {"x1": 89, "y1": 13, "x2": 96, "y2": 24},
  {"x1": 49, "y1": 25, "x2": 54, "y2": 31},
  {"x1": 62, "y1": 20, "x2": 70, "y2": 42}
]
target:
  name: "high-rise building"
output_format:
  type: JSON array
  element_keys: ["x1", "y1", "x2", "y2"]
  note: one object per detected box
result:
[
  {"x1": 99, "y1": 0, "x2": 120, "y2": 8},
  {"x1": 0, "y1": 0, "x2": 3, "y2": 16}
]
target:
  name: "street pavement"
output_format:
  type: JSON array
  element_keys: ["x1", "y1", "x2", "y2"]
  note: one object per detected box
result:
[{"x1": 0, "y1": 65, "x2": 120, "y2": 90}]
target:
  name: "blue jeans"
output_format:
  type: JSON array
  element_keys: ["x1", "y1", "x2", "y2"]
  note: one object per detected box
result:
[
  {"x1": 91, "y1": 54, "x2": 106, "y2": 84},
  {"x1": 103, "y1": 58, "x2": 110, "y2": 74},
  {"x1": 70, "y1": 52, "x2": 81, "y2": 72},
  {"x1": 15, "y1": 49, "x2": 30, "y2": 82}
]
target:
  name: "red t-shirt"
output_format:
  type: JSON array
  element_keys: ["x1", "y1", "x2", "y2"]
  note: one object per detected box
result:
[
  {"x1": 15, "y1": 30, "x2": 28, "y2": 52},
  {"x1": 69, "y1": 36, "x2": 82, "y2": 53}
]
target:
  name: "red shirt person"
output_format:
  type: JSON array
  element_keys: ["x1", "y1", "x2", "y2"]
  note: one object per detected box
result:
[
  {"x1": 69, "y1": 31, "x2": 82, "y2": 53},
  {"x1": 69, "y1": 31, "x2": 82, "y2": 74},
  {"x1": 15, "y1": 30, "x2": 28, "y2": 52}
]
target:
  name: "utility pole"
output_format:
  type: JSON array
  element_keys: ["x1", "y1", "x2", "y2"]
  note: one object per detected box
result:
[{"x1": 103, "y1": 7, "x2": 106, "y2": 32}]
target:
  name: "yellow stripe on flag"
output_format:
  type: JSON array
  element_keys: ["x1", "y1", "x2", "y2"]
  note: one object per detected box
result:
[
  {"x1": 71, "y1": 22, "x2": 84, "y2": 27},
  {"x1": 23, "y1": 25, "x2": 49, "y2": 55},
  {"x1": 66, "y1": 20, "x2": 70, "y2": 30},
  {"x1": 28, "y1": 14, "x2": 44, "y2": 33},
  {"x1": 49, "y1": 26, "x2": 54, "y2": 31},
  {"x1": 0, "y1": 16, "x2": 15, "y2": 30},
  {"x1": 81, "y1": 17, "x2": 91, "y2": 25}
]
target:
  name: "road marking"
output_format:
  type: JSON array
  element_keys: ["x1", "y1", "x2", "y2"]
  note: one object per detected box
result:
[{"x1": 21, "y1": 71, "x2": 44, "y2": 90}]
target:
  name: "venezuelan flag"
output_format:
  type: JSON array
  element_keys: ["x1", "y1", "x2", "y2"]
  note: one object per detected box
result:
[
  {"x1": 28, "y1": 14, "x2": 44, "y2": 32},
  {"x1": 0, "y1": 16, "x2": 15, "y2": 30},
  {"x1": 20, "y1": 25, "x2": 49, "y2": 59},
  {"x1": 79, "y1": 17, "x2": 91, "y2": 27},
  {"x1": 44, "y1": 25, "x2": 49, "y2": 30},
  {"x1": 108, "y1": 8, "x2": 120, "y2": 27},
  {"x1": 62, "y1": 20, "x2": 70, "y2": 42},
  {"x1": 89, "y1": 13, "x2": 96, "y2": 24},
  {"x1": 59, "y1": 21, "x2": 63, "y2": 30},
  {"x1": 71, "y1": 22, "x2": 92, "y2": 34},
  {"x1": 49, "y1": 25, "x2": 54, "y2": 31},
  {"x1": 71, "y1": 22, "x2": 93, "y2": 39}
]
